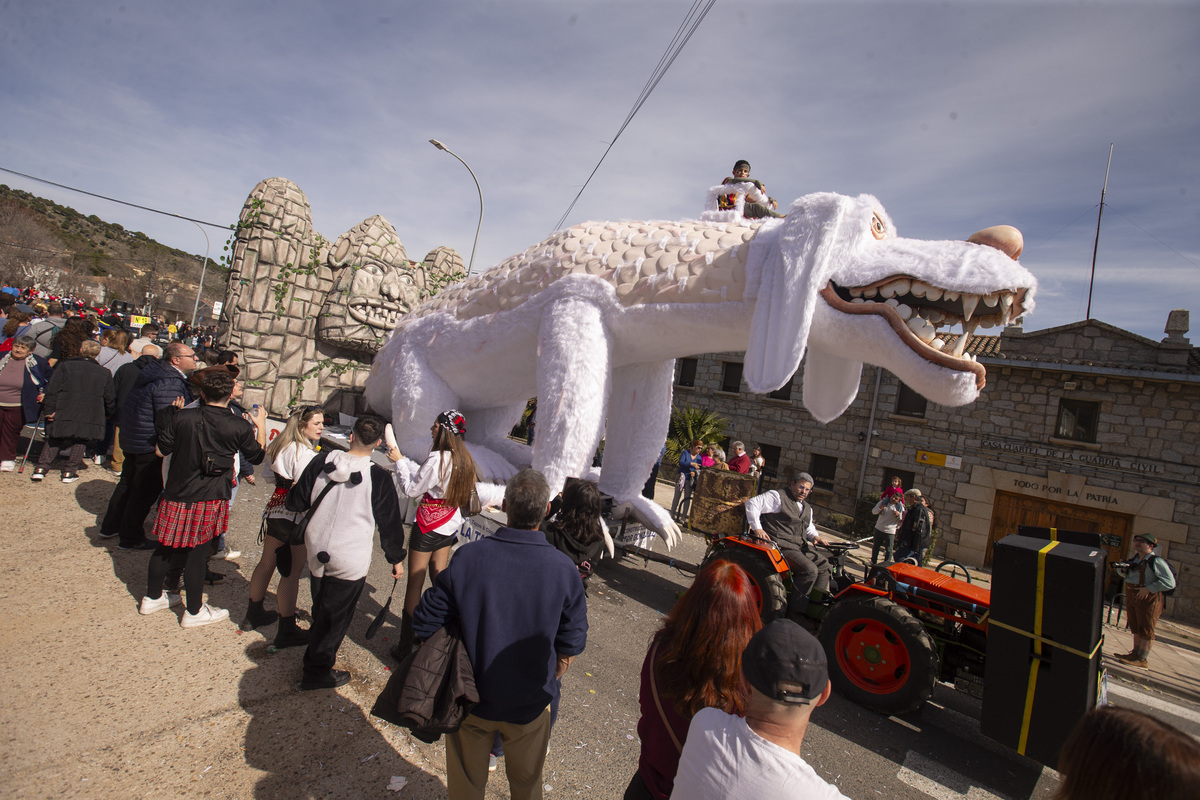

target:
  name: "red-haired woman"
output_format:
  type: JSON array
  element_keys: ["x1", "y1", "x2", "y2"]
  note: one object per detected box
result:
[
  {"x1": 386, "y1": 409, "x2": 478, "y2": 658},
  {"x1": 624, "y1": 558, "x2": 763, "y2": 799},
  {"x1": 1055, "y1": 706, "x2": 1200, "y2": 800}
]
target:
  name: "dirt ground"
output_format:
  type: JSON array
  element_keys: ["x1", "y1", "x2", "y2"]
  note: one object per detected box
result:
[{"x1": 1, "y1": 458, "x2": 698, "y2": 799}]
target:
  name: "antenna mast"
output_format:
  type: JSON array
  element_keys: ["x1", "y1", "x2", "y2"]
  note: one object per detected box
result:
[{"x1": 1086, "y1": 144, "x2": 1114, "y2": 320}]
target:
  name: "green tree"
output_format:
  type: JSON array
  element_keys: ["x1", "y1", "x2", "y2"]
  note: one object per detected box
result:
[{"x1": 665, "y1": 405, "x2": 728, "y2": 468}]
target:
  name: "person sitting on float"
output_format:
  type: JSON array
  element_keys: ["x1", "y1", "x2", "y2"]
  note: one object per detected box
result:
[{"x1": 719, "y1": 160, "x2": 785, "y2": 219}]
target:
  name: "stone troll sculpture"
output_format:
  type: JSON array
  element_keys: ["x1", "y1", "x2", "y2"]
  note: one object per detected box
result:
[{"x1": 364, "y1": 192, "x2": 1037, "y2": 547}]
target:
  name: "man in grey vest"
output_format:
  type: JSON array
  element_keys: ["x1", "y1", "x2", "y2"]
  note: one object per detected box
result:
[{"x1": 745, "y1": 472, "x2": 832, "y2": 612}]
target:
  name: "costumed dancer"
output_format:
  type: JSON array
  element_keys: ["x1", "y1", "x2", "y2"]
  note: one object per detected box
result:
[
  {"x1": 241, "y1": 405, "x2": 325, "y2": 648},
  {"x1": 285, "y1": 414, "x2": 407, "y2": 690},
  {"x1": 386, "y1": 409, "x2": 478, "y2": 660}
]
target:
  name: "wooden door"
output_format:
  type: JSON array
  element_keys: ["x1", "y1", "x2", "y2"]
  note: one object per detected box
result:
[{"x1": 985, "y1": 491, "x2": 1133, "y2": 567}]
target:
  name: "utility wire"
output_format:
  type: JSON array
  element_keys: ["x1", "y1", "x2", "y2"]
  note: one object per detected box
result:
[
  {"x1": 1105, "y1": 204, "x2": 1200, "y2": 271},
  {"x1": 0, "y1": 165, "x2": 230, "y2": 230},
  {"x1": 552, "y1": 0, "x2": 717, "y2": 232}
]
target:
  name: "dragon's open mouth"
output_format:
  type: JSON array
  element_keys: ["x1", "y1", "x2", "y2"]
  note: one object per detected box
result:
[
  {"x1": 348, "y1": 297, "x2": 408, "y2": 329},
  {"x1": 821, "y1": 279, "x2": 1032, "y2": 389}
]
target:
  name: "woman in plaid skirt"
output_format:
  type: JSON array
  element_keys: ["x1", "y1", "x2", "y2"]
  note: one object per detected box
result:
[{"x1": 140, "y1": 367, "x2": 267, "y2": 627}]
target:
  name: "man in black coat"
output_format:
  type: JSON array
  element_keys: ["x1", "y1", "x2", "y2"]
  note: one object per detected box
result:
[
  {"x1": 99, "y1": 341, "x2": 197, "y2": 549},
  {"x1": 894, "y1": 488, "x2": 933, "y2": 565},
  {"x1": 109, "y1": 344, "x2": 161, "y2": 474},
  {"x1": 31, "y1": 340, "x2": 115, "y2": 483}
]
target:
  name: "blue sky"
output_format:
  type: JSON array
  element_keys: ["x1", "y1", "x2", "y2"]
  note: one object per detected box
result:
[{"x1": 2, "y1": 0, "x2": 1197, "y2": 341}]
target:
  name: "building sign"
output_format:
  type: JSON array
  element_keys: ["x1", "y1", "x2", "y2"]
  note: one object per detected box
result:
[
  {"x1": 917, "y1": 450, "x2": 963, "y2": 469},
  {"x1": 981, "y1": 439, "x2": 1164, "y2": 475},
  {"x1": 212, "y1": 300, "x2": 223, "y2": 318}
]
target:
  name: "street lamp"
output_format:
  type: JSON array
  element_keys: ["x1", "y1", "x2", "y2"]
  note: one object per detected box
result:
[
  {"x1": 429, "y1": 138, "x2": 483, "y2": 276},
  {"x1": 189, "y1": 220, "x2": 211, "y2": 328}
]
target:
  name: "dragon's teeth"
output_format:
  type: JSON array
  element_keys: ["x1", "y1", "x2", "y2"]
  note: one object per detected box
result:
[
  {"x1": 951, "y1": 330, "x2": 970, "y2": 356},
  {"x1": 910, "y1": 280, "x2": 929, "y2": 298},
  {"x1": 961, "y1": 294, "x2": 979, "y2": 322},
  {"x1": 983, "y1": 292, "x2": 999, "y2": 307}
]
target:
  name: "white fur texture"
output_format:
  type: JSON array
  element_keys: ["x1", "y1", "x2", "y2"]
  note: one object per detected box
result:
[{"x1": 364, "y1": 192, "x2": 1037, "y2": 542}]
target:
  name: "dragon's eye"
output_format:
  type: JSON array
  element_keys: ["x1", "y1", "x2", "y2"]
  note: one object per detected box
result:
[{"x1": 871, "y1": 213, "x2": 887, "y2": 240}]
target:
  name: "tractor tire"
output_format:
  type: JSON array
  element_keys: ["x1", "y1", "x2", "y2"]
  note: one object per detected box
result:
[
  {"x1": 818, "y1": 596, "x2": 939, "y2": 715},
  {"x1": 703, "y1": 546, "x2": 787, "y2": 623}
]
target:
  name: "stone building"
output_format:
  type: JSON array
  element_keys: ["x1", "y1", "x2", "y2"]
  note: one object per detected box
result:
[{"x1": 674, "y1": 310, "x2": 1198, "y2": 622}]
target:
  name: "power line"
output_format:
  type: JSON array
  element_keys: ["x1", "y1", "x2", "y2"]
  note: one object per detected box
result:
[
  {"x1": 552, "y1": 0, "x2": 717, "y2": 232},
  {"x1": 0, "y1": 165, "x2": 230, "y2": 230}
]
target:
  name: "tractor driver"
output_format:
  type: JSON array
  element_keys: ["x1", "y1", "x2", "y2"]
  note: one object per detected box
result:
[{"x1": 744, "y1": 472, "x2": 832, "y2": 613}]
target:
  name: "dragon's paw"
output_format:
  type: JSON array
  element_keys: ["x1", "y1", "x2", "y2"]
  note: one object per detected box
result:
[{"x1": 611, "y1": 497, "x2": 681, "y2": 550}]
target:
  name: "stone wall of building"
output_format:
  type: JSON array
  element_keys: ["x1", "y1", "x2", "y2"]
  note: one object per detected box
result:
[{"x1": 676, "y1": 313, "x2": 1200, "y2": 622}]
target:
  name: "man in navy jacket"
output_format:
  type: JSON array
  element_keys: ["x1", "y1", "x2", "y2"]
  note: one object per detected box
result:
[
  {"x1": 413, "y1": 468, "x2": 587, "y2": 800},
  {"x1": 99, "y1": 341, "x2": 197, "y2": 549}
]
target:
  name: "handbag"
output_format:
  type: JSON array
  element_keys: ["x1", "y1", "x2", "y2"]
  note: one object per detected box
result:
[{"x1": 462, "y1": 487, "x2": 482, "y2": 518}]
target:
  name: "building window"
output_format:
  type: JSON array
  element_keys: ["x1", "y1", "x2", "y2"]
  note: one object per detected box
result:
[
  {"x1": 1056, "y1": 399, "x2": 1100, "y2": 442},
  {"x1": 809, "y1": 454, "x2": 838, "y2": 491},
  {"x1": 758, "y1": 444, "x2": 781, "y2": 480},
  {"x1": 720, "y1": 361, "x2": 743, "y2": 394},
  {"x1": 767, "y1": 372, "x2": 795, "y2": 401},
  {"x1": 895, "y1": 383, "x2": 927, "y2": 418},
  {"x1": 676, "y1": 357, "x2": 697, "y2": 388}
]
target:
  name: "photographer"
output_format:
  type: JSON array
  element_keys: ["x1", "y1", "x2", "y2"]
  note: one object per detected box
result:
[
  {"x1": 1114, "y1": 534, "x2": 1176, "y2": 668},
  {"x1": 869, "y1": 478, "x2": 905, "y2": 566}
]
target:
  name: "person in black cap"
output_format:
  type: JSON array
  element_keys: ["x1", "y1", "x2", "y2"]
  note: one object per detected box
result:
[
  {"x1": 1115, "y1": 533, "x2": 1176, "y2": 668},
  {"x1": 669, "y1": 619, "x2": 848, "y2": 799}
]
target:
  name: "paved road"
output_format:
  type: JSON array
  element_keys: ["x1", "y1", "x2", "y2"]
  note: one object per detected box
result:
[{"x1": 13, "y1": 468, "x2": 1198, "y2": 799}]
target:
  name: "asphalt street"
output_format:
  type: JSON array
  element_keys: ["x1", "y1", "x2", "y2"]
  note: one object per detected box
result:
[{"x1": 15, "y1": 464, "x2": 1194, "y2": 799}]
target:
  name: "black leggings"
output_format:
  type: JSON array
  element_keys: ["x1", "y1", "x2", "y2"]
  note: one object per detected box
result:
[{"x1": 147, "y1": 543, "x2": 210, "y2": 615}]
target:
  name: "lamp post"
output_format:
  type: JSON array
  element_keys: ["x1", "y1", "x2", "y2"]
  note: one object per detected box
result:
[
  {"x1": 189, "y1": 220, "x2": 211, "y2": 328},
  {"x1": 429, "y1": 138, "x2": 483, "y2": 276}
]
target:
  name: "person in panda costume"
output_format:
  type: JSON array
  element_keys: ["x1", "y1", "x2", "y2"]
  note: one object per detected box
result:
[{"x1": 286, "y1": 414, "x2": 407, "y2": 690}]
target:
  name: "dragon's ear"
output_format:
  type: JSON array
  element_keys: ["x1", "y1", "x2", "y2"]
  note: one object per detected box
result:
[{"x1": 744, "y1": 193, "x2": 863, "y2": 394}]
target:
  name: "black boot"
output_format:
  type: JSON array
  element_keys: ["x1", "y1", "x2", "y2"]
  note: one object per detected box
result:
[
  {"x1": 273, "y1": 615, "x2": 311, "y2": 649},
  {"x1": 390, "y1": 610, "x2": 415, "y2": 662},
  {"x1": 240, "y1": 599, "x2": 278, "y2": 631}
]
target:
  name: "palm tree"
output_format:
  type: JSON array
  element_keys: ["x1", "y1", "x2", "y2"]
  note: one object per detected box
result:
[{"x1": 665, "y1": 404, "x2": 728, "y2": 468}]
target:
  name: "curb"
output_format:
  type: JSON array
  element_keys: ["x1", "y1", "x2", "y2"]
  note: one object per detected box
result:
[{"x1": 1103, "y1": 658, "x2": 1200, "y2": 705}]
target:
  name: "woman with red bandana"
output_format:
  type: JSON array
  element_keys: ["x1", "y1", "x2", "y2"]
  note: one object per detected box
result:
[{"x1": 387, "y1": 409, "x2": 478, "y2": 659}]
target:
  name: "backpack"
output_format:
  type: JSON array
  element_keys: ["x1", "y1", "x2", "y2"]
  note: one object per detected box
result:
[{"x1": 1147, "y1": 554, "x2": 1179, "y2": 598}]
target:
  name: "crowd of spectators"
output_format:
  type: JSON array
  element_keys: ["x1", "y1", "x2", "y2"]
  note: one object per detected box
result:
[{"x1": 5, "y1": 284, "x2": 1196, "y2": 798}]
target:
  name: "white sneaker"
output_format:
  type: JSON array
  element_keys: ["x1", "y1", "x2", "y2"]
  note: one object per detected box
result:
[
  {"x1": 139, "y1": 593, "x2": 183, "y2": 615},
  {"x1": 488, "y1": 754, "x2": 498, "y2": 772},
  {"x1": 0, "y1": 461, "x2": 14, "y2": 472},
  {"x1": 93, "y1": 455, "x2": 104, "y2": 466},
  {"x1": 216, "y1": 549, "x2": 241, "y2": 561},
  {"x1": 181, "y1": 603, "x2": 230, "y2": 628}
]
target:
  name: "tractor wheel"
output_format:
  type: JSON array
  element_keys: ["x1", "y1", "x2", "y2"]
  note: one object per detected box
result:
[
  {"x1": 818, "y1": 596, "x2": 939, "y2": 715},
  {"x1": 703, "y1": 546, "x2": 787, "y2": 623}
]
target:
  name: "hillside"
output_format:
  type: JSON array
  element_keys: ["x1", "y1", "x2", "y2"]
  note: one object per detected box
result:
[{"x1": 0, "y1": 184, "x2": 229, "y2": 322}]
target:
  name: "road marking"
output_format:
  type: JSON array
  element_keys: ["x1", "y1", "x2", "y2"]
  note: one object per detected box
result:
[
  {"x1": 898, "y1": 751, "x2": 1013, "y2": 800},
  {"x1": 1106, "y1": 680, "x2": 1200, "y2": 726}
]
